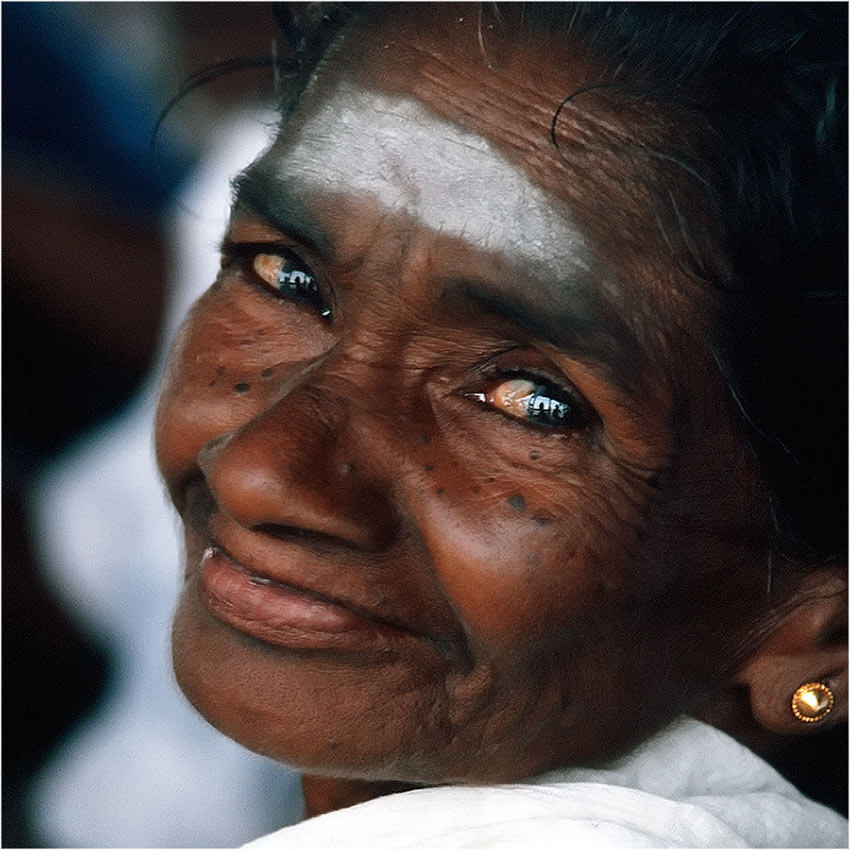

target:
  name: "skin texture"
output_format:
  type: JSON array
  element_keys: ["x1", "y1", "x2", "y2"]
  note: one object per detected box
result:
[{"x1": 156, "y1": 5, "x2": 846, "y2": 817}]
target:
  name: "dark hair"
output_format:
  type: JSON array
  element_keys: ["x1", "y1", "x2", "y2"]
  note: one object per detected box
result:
[{"x1": 274, "y1": 2, "x2": 847, "y2": 564}]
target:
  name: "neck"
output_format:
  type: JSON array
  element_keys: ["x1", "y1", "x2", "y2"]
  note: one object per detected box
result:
[{"x1": 301, "y1": 775, "x2": 419, "y2": 818}]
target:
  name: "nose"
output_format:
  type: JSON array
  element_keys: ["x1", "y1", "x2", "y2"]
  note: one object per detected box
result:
[{"x1": 198, "y1": 377, "x2": 399, "y2": 552}]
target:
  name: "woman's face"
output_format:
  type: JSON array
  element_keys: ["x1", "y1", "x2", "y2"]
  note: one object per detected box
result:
[{"x1": 156, "y1": 7, "x2": 772, "y2": 783}]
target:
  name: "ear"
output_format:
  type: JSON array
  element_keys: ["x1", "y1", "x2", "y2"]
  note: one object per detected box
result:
[{"x1": 737, "y1": 568, "x2": 847, "y2": 734}]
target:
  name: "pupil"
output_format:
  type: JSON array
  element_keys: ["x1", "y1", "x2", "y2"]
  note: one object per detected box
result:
[
  {"x1": 527, "y1": 388, "x2": 572, "y2": 425},
  {"x1": 277, "y1": 259, "x2": 318, "y2": 302}
]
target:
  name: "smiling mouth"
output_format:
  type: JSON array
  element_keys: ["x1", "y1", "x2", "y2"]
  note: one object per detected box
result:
[{"x1": 199, "y1": 545, "x2": 411, "y2": 652}]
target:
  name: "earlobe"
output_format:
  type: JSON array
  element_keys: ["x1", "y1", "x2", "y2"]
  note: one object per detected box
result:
[{"x1": 737, "y1": 568, "x2": 847, "y2": 735}]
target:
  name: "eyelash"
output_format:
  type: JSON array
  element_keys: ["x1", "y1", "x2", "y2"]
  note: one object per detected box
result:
[{"x1": 221, "y1": 241, "x2": 332, "y2": 320}]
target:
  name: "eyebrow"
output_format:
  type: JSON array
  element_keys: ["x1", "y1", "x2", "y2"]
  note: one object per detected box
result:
[
  {"x1": 230, "y1": 162, "x2": 333, "y2": 256},
  {"x1": 443, "y1": 279, "x2": 641, "y2": 391},
  {"x1": 232, "y1": 159, "x2": 642, "y2": 391}
]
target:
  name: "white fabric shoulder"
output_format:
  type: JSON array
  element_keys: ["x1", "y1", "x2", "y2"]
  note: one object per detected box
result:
[{"x1": 243, "y1": 718, "x2": 848, "y2": 849}]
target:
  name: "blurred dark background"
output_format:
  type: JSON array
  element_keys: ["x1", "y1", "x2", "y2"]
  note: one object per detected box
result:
[{"x1": 3, "y1": 4, "x2": 283, "y2": 845}]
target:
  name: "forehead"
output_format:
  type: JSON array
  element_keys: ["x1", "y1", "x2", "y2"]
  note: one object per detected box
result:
[
  {"x1": 287, "y1": 7, "x2": 711, "y2": 267},
  {"x1": 268, "y1": 80, "x2": 590, "y2": 276},
  {"x1": 322, "y1": 5, "x2": 666, "y2": 225},
  {"x1": 294, "y1": 16, "x2": 579, "y2": 219},
  {"x1": 321, "y1": 6, "x2": 724, "y2": 296},
  {"x1": 237, "y1": 6, "x2": 718, "y2": 377}
]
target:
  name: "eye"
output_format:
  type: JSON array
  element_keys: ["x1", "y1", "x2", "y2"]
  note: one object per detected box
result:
[
  {"x1": 252, "y1": 252, "x2": 331, "y2": 319},
  {"x1": 468, "y1": 375, "x2": 585, "y2": 431},
  {"x1": 221, "y1": 238, "x2": 333, "y2": 320}
]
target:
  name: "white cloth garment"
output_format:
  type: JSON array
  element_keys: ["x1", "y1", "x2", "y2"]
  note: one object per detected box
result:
[{"x1": 244, "y1": 717, "x2": 848, "y2": 849}]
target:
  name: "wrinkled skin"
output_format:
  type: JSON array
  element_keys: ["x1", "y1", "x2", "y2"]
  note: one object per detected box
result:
[{"x1": 157, "y1": 4, "x2": 797, "y2": 813}]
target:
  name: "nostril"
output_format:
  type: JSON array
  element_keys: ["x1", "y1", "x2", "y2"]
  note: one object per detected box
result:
[{"x1": 174, "y1": 471, "x2": 213, "y2": 521}]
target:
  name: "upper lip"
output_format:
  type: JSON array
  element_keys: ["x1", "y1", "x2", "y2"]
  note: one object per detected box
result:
[
  {"x1": 209, "y1": 539, "x2": 418, "y2": 637},
  {"x1": 182, "y1": 478, "x2": 465, "y2": 656}
]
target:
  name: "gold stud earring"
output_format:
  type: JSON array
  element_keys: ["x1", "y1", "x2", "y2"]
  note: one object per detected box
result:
[{"x1": 791, "y1": 682, "x2": 834, "y2": 723}]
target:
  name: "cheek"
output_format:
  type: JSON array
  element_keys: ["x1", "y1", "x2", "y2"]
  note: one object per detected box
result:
[
  {"x1": 155, "y1": 282, "x2": 333, "y2": 481},
  {"x1": 407, "y1": 443, "x2": 648, "y2": 651}
]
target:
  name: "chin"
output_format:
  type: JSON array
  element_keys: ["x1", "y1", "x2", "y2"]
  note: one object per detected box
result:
[{"x1": 170, "y1": 586, "x2": 454, "y2": 783}]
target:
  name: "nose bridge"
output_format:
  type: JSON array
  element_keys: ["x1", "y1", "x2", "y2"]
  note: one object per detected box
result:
[
  {"x1": 268, "y1": 341, "x2": 390, "y2": 442},
  {"x1": 199, "y1": 350, "x2": 398, "y2": 551}
]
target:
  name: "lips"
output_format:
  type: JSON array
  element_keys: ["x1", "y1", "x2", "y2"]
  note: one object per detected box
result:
[
  {"x1": 198, "y1": 545, "x2": 398, "y2": 652},
  {"x1": 179, "y1": 476, "x2": 466, "y2": 658}
]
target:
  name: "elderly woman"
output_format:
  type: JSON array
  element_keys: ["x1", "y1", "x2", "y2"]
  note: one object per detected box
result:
[{"x1": 155, "y1": 3, "x2": 847, "y2": 846}]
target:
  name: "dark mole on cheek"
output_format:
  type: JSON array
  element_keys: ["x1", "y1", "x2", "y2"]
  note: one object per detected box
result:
[
  {"x1": 507, "y1": 494, "x2": 526, "y2": 512},
  {"x1": 436, "y1": 488, "x2": 445, "y2": 496},
  {"x1": 424, "y1": 464, "x2": 434, "y2": 472},
  {"x1": 529, "y1": 451, "x2": 541, "y2": 460},
  {"x1": 419, "y1": 434, "x2": 431, "y2": 444},
  {"x1": 234, "y1": 383, "x2": 250, "y2": 394},
  {"x1": 261, "y1": 367, "x2": 275, "y2": 378}
]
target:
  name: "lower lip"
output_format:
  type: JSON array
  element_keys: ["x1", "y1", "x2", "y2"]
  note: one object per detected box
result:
[{"x1": 198, "y1": 547, "x2": 387, "y2": 651}]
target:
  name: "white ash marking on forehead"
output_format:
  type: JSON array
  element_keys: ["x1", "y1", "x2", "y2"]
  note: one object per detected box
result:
[{"x1": 278, "y1": 83, "x2": 590, "y2": 275}]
